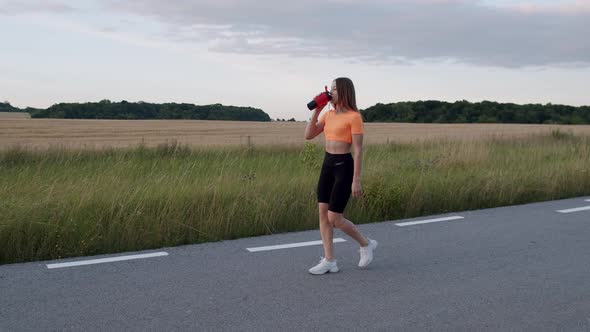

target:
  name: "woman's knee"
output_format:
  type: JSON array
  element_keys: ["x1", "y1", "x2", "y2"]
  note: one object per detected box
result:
[
  {"x1": 328, "y1": 212, "x2": 344, "y2": 228},
  {"x1": 318, "y1": 204, "x2": 329, "y2": 223}
]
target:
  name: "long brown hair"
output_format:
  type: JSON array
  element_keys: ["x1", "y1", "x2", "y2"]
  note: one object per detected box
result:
[{"x1": 335, "y1": 77, "x2": 358, "y2": 112}]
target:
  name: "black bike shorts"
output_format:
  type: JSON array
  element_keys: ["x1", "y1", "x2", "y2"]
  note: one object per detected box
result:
[{"x1": 317, "y1": 152, "x2": 354, "y2": 213}]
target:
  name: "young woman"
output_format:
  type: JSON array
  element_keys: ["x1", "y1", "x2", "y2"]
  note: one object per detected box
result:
[{"x1": 304, "y1": 77, "x2": 377, "y2": 275}]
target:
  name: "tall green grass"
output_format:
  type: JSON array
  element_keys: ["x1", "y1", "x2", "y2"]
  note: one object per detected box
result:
[{"x1": 1, "y1": 131, "x2": 589, "y2": 264}]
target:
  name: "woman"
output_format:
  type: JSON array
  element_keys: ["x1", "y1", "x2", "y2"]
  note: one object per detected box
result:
[{"x1": 304, "y1": 77, "x2": 377, "y2": 275}]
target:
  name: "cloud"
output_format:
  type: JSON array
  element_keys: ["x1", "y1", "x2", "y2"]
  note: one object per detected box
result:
[
  {"x1": 0, "y1": 0, "x2": 75, "y2": 15},
  {"x1": 42, "y1": 0, "x2": 590, "y2": 67},
  {"x1": 498, "y1": 0, "x2": 590, "y2": 15}
]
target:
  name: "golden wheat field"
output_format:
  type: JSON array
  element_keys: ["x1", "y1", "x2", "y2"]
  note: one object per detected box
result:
[
  {"x1": 2, "y1": 115, "x2": 590, "y2": 150},
  {"x1": 0, "y1": 112, "x2": 30, "y2": 119}
]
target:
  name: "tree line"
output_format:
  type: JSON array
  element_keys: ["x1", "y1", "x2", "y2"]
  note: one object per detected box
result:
[
  {"x1": 0, "y1": 100, "x2": 271, "y2": 122},
  {"x1": 360, "y1": 100, "x2": 590, "y2": 124},
  {"x1": 3, "y1": 99, "x2": 590, "y2": 124}
]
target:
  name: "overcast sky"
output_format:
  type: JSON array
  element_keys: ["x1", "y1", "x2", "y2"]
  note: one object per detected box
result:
[{"x1": 1, "y1": 0, "x2": 588, "y2": 120}]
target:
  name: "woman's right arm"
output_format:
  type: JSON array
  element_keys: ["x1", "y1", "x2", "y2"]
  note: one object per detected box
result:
[{"x1": 304, "y1": 106, "x2": 325, "y2": 140}]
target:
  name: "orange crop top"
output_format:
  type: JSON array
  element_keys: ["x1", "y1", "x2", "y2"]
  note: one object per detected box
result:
[{"x1": 318, "y1": 109, "x2": 364, "y2": 144}]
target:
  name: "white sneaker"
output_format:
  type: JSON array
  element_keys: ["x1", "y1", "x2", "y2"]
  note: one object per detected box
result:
[
  {"x1": 358, "y1": 239, "x2": 378, "y2": 268},
  {"x1": 308, "y1": 257, "x2": 339, "y2": 275}
]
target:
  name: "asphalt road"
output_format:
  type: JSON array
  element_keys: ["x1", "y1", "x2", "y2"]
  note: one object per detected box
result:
[{"x1": 2, "y1": 196, "x2": 590, "y2": 331}]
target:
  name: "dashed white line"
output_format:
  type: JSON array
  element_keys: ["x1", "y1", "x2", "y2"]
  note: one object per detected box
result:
[
  {"x1": 395, "y1": 216, "x2": 465, "y2": 227},
  {"x1": 46, "y1": 252, "x2": 169, "y2": 269},
  {"x1": 557, "y1": 206, "x2": 590, "y2": 214},
  {"x1": 247, "y1": 238, "x2": 346, "y2": 252}
]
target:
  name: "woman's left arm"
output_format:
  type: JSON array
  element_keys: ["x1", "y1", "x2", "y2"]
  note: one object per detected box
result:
[{"x1": 351, "y1": 133, "x2": 363, "y2": 198}]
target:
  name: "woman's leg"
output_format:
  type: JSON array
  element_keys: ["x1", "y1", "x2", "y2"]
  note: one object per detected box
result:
[
  {"x1": 318, "y1": 203, "x2": 335, "y2": 260},
  {"x1": 327, "y1": 154, "x2": 369, "y2": 247},
  {"x1": 317, "y1": 152, "x2": 336, "y2": 261},
  {"x1": 328, "y1": 211, "x2": 369, "y2": 247}
]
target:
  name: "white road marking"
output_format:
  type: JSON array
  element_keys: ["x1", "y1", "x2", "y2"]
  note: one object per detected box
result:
[
  {"x1": 395, "y1": 216, "x2": 465, "y2": 227},
  {"x1": 46, "y1": 252, "x2": 169, "y2": 269},
  {"x1": 557, "y1": 206, "x2": 590, "y2": 214},
  {"x1": 247, "y1": 238, "x2": 346, "y2": 252}
]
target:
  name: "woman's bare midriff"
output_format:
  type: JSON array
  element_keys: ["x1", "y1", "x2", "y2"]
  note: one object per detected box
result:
[{"x1": 325, "y1": 140, "x2": 352, "y2": 154}]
